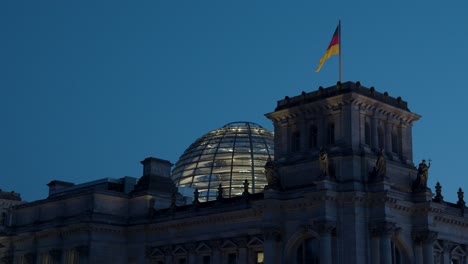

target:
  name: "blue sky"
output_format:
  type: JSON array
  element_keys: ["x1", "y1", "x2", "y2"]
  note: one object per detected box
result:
[{"x1": 1, "y1": 0, "x2": 467, "y2": 202}]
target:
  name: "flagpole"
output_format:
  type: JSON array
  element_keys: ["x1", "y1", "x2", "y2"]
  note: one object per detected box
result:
[{"x1": 339, "y1": 19, "x2": 342, "y2": 83}]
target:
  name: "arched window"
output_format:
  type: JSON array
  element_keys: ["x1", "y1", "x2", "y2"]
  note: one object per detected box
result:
[
  {"x1": 327, "y1": 123, "x2": 335, "y2": 145},
  {"x1": 391, "y1": 129, "x2": 399, "y2": 154},
  {"x1": 292, "y1": 131, "x2": 301, "y2": 152},
  {"x1": 296, "y1": 238, "x2": 319, "y2": 264},
  {"x1": 364, "y1": 121, "x2": 371, "y2": 145},
  {"x1": 377, "y1": 126, "x2": 384, "y2": 149},
  {"x1": 309, "y1": 125, "x2": 318, "y2": 149}
]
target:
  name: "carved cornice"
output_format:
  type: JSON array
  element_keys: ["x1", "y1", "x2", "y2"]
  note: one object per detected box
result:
[
  {"x1": 266, "y1": 87, "x2": 420, "y2": 124},
  {"x1": 351, "y1": 96, "x2": 420, "y2": 123},
  {"x1": 433, "y1": 215, "x2": 468, "y2": 227},
  {"x1": 148, "y1": 208, "x2": 263, "y2": 233}
]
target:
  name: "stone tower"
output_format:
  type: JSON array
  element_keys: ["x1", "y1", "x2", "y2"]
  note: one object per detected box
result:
[{"x1": 265, "y1": 81, "x2": 421, "y2": 190}]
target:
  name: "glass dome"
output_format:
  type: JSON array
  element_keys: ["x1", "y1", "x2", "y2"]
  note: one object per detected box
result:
[{"x1": 171, "y1": 121, "x2": 274, "y2": 201}]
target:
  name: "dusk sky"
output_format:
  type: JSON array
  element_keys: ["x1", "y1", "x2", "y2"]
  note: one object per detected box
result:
[{"x1": 1, "y1": 1, "x2": 467, "y2": 202}]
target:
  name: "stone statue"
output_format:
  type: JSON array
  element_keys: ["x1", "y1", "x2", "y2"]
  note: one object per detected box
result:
[
  {"x1": 264, "y1": 157, "x2": 281, "y2": 189},
  {"x1": 418, "y1": 159, "x2": 430, "y2": 187},
  {"x1": 414, "y1": 159, "x2": 431, "y2": 190},
  {"x1": 375, "y1": 148, "x2": 386, "y2": 178},
  {"x1": 319, "y1": 148, "x2": 330, "y2": 176}
]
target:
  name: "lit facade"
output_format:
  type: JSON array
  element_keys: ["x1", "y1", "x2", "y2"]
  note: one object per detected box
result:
[{"x1": 0, "y1": 81, "x2": 467, "y2": 264}]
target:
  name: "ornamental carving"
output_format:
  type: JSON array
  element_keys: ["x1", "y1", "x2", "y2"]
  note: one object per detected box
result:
[
  {"x1": 369, "y1": 222, "x2": 398, "y2": 238},
  {"x1": 412, "y1": 230, "x2": 438, "y2": 245}
]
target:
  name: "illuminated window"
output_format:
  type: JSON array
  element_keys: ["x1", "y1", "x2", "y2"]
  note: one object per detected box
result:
[{"x1": 256, "y1": 252, "x2": 264, "y2": 264}]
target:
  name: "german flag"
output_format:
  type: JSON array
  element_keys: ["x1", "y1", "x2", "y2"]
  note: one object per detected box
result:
[{"x1": 315, "y1": 23, "x2": 340, "y2": 72}]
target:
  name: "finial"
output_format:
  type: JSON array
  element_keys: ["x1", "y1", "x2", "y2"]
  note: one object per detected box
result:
[
  {"x1": 242, "y1": 179, "x2": 250, "y2": 197},
  {"x1": 457, "y1": 188, "x2": 465, "y2": 208},
  {"x1": 217, "y1": 184, "x2": 224, "y2": 201},
  {"x1": 170, "y1": 191, "x2": 176, "y2": 209},
  {"x1": 434, "y1": 182, "x2": 444, "y2": 202},
  {"x1": 193, "y1": 188, "x2": 200, "y2": 206},
  {"x1": 336, "y1": 81, "x2": 342, "y2": 89}
]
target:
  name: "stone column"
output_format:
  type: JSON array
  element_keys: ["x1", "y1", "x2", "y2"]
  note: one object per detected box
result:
[
  {"x1": 49, "y1": 249, "x2": 62, "y2": 264},
  {"x1": 370, "y1": 232, "x2": 380, "y2": 264},
  {"x1": 76, "y1": 245, "x2": 89, "y2": 264},
  {"x1": 210, "y1": 240, "x2": 222, "y2": 264},
  {"x1": 317, "y1": 221, "x2": 336, "y2": 264},
  {"x1": 413, "y1": 231, "x2": 437, "y2": 264},
  {"x1": 235, "y1": 237, "x2": 248, "y2": 264},
  {"x1": 186, "y1": 243, "x2": 197, "y2": 264},
  {"x1": 442, "y1": 241, "x2": 452, "y2": 264},
  {"x1": 162, "y1": 246, "x2": 173, "y2": 264},
  {"x1": 300, "y1": 118, "x2": 307, "y2": 150},
  {"x1": 385, "y1": 122, "x2": 392, "y2": 154},
  {"x1": 370, "y1": 222, "x2": 396, "y2": 264},
  {"x1": 380, "y1": 232, "x2": 392, "y2": 264},
  {"x1": 414, "y1": 244, "x2": 423, "y2": 264},
  {"x1": 286, "y1": 121, "x2": 292, "y2": 153},
  {"x1": 371, "y1": 116, "x2": 378, "y2": 148},
  {"x1": 263, "y1": 227, "x2": 281, "y2": 264}
]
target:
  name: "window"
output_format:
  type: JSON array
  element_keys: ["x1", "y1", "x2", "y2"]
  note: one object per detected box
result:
[
  {"x1": 327, "y1": 123, "x2": 335, "y2": 145},
  {"x1": 292, "y1": 131, "x2": 301, "y2": 152},
  {"x1": 296, "y1": 238, "x2": 319, "y2": 264},
  {"x1": 364, "y1": 122, "x2": 371, "y2": 145},
  {"x1": 309, "y1": 125, "x2": 318, "y2": 149},
  {"x1": 255, "y1": 252, "x2": 264, "y2": 264}
]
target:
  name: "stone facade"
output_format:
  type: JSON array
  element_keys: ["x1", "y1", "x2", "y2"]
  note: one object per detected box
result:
[{"x1": 0, "y1": 81, "x2": 467, "y2": 264}]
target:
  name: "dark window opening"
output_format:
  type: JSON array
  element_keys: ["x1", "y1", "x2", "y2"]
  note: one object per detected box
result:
[
  {"x1": 391, "y1": 129, "x2": 399, "y2": 154},
  {"x1": 309, "y1": 125, "x2": 318, "y2": 149},
  {"x1": 364, "y1": 122, "x2": 371, "y2": 145},
  {"x1": 327, "y1": 123, "x2": 335, "y2": 145},
  {"x1": 378, "y1": 126, "x2": 384, "y2": 149},
  {"x1": 292, "y1": 131, "x2": 301, "y2": 152}
]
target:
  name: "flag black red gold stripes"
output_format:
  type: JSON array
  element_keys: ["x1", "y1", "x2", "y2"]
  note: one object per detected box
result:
[{"x1": 315, "y1": 23, "x2": 340, "y2": 72}]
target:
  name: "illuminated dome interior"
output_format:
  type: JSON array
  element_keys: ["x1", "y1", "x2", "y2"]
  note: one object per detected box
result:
[{"x1": 171, "y1": 121, "x2": 274, "y2": 201}]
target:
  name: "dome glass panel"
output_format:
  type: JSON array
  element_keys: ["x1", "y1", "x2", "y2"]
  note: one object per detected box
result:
[{"x1": 171, "y1": 122, "x2": 274, "y2": 201}]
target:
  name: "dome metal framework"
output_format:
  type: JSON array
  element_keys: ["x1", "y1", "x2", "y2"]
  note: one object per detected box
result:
[{"x1": 171, "y1": 122, "x2": 274, "y2": 201}]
